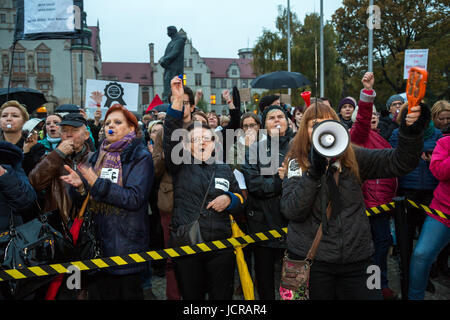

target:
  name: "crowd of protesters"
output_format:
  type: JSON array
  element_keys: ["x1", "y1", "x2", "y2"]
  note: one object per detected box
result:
[{"x1": 0, "y1": 71, "x2": 449, "y2": 301}]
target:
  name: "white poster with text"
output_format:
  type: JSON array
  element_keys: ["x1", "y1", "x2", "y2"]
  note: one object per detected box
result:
[
  {"x1": 24, "y1": 0, "x2": 75, "y2": 35},
  {"x1": 404, "y1": 49, "x2": 429, "y2": 79}
]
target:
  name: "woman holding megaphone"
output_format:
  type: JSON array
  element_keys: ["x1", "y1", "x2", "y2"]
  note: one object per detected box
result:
[{"x1": 280, "y1": 92, "x2": 430, "y2": 300}]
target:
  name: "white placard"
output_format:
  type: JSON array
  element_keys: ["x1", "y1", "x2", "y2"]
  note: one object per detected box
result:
[
  {"x1": 85, "y1": 79, "x2": 139, "y2": 116},
  {"x1": 404, "y1": 49, "x2": 428, "y2": 79},
  {"x1": 24, "y1": 0, "x2": 75, "y2": 35}
]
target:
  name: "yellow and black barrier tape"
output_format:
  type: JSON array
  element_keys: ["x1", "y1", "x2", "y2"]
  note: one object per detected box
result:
[
  {"x1": 365, "y1": 202, "x2": 396, "y2": 217},
  {"x1": 0, "y1": 199, "x2": 447, "y2": 281},
  {"x1": 0, "y1": 227, "x2": 289, "y2": 282},
  {"x1": 407, "y1": 199, "x2": 449, "y2": 220}
]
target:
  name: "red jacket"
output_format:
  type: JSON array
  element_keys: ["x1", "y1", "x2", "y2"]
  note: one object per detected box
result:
[
  {"x1": 350, "y1": 89, "x2": 398, "y2": 210},
  {"x1": 429, "y1": 135, "x2": 450, "y2": 227}
]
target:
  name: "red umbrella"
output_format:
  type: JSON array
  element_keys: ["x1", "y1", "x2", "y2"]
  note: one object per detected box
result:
[{"x1": 146, "y1": 94, "x2": 163, "y2": 113}]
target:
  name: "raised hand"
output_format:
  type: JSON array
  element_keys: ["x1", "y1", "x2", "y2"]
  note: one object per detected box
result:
[
  {"x1": 362, "y1": 72, "x2": 374, "y2": 91},
  {"x1": 90, "y1": 91, "x2": 104, "y2": 106}
]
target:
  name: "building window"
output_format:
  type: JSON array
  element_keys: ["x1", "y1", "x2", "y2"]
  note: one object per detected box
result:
[
  {"x1": 37, "y1": 52, "x2": 50, "y2": 74},
  {"x1": 0, "y1": 14, "x2": 6, "y2": 24},
  {"x1": 12, "y1": 51, "x2": 25, "y2": 73},
  {"x1": 231, "y1": 69, "x2": 237, "y2": 76},
  {"x1": 142, "y1": 87, "x2": 149, "y2": 105},
  {"x1": 189, "y1": 59, "x2": 193, "y2": 67},
  {"x1": 211, "y1": 78, "x2": 216, "y2": 89},
  {"x1": 210, "y1": 95, "x2": 216, "y2": 105},
  {"x1": 242, "y1": 79, "x2": 248, "y2": 88},
  {"x1": 195, "y1": 73, "x2": 202, "y2": 86},
  {"x1": 232, "y1": 79, "x2": 238, "y2": 88},
  {"x1": 221, "y1": 78, "x2": 227, "y2": 88},
  {"x1": 37, "y1": 83, "x2": 51, "y2": 94}
]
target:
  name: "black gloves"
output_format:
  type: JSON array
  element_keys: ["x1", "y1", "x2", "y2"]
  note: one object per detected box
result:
[
  {"x1": 307, "y1": 144, "x2": 327, "y2": 180},
  {"x1": 400, "y1": 102, "x2": 431, "y2": 135}
]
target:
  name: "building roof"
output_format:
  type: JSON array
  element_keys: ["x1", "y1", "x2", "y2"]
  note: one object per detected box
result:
[
  {"x1": 203, "y1": 58, "x2": 256, "y2": 79},
  {"x1": 101, "y1": 62, "x2": 153, "y2": 86}
]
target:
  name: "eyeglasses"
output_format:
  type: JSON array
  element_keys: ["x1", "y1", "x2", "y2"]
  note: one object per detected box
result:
[
  {"x1": 191, "y1": 136, "x2": 215, "y2": 143},
  {"x1": 391, "y1": 102, "x2": 403, "y2": 107},
  {"x1": 243, "y1": 123, "x2": 258, "y2": 130}
]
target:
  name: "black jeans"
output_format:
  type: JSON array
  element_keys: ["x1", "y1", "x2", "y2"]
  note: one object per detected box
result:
[
  {"x1": 253, "y1": 246, "x2": 284, "y2": 300},
  {"x1": 175, "y1": 248, "x2": 235, "y2": 300},
  {"x1": 399, "y1": 188, "x2": 434, "y2": 256},
  {"x1": 309, "y1": 258, "x2": 382, "y2": 300}
]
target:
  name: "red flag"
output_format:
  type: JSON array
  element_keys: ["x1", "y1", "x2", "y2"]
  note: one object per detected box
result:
[{"x1": 146, "y1": 94, "x2": 163, "y2": 113}]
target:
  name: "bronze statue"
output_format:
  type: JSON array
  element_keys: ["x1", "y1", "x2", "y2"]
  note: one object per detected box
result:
[{"x1": 159, "y1": 26, "x2": 186, "y2": 102}]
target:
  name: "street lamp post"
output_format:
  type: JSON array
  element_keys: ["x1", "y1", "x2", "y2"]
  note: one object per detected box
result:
[
  {"x1": 320, "y1": 0, "x2": 324, "y2": 97},
  {"x1": 287, "y1": 0, "x2": 291, "y2": 96}
]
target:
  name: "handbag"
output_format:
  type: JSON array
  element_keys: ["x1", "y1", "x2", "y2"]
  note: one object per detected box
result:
[
  {"x1": 169, "y1": 166, "x2": 216, "y2": 247},
  {"x1": 69, "y1": 193, "x2": 102, "y2": 260},
  {"x1": 0, "y1": 208, "x2": 67, "y2": 299},
  {"x1": 279, "y1": 170, "x2": 339, "y2": 300}
]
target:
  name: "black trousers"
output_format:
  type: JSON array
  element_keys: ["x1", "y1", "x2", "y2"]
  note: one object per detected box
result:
[
  {"x1": 309, "y1": 258, "x2": 382, "y2": 300},
  {"x1": 399, "y1": 188, "x2": 434, "y2": 256},
  {"x1": 174, "y1": 248, "x2": 235, "y2": 300},
  {"x1": 88, "y1": 272, "x2": 144, "y2": 300},
  {"x1": 253, "y1": 246, "x2": 284, "y2": 300}
]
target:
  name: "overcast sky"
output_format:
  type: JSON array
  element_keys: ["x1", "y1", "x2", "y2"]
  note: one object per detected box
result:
[{"x1": 84, "y1": 0, "x2": 343, "y2": 63}]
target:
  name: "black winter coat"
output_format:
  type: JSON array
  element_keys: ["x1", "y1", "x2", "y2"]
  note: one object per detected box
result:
[
  {"x1": 241, "y1": 130, "x2": 294, "y2": 248},
  {"x1": 163, "y1": 109, "x2": 246, "y2": 243},
  {"x1": 281, "y1": 128, "x2": 423, "y2": 264}
]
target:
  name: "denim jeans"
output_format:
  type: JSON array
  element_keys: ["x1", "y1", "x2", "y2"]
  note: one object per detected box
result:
[{"x1": 408, "y1": 216, "x2": 450, "y2": 300}]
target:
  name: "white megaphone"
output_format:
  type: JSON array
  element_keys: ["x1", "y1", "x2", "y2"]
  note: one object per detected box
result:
[{"x1": 311, "y1": 120, "x2": 350, "y2": 158}]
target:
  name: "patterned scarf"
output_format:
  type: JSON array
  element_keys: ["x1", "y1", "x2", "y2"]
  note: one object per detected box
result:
[{"x1": 94, "y1": 131, "x2": 136, "y2": 186}]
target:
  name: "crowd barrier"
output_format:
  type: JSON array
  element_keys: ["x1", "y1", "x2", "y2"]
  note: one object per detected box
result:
[{"x1": 0, "y1": 198, "x2": 447, "y2": 282}]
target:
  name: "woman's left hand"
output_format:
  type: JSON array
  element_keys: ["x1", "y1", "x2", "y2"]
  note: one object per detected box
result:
[
  {"x1": 206, "y1": 195, "x2": 231, "y2": 213},
  {"x1": 78, "y1": 164, "x2": 98, "y2": 187}
]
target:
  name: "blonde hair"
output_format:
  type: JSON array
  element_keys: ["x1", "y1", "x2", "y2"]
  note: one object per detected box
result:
[
  {"x1": 0, "y1": 100, "x2": 29, "y2": 122},
  {"x1": 431, "y1": 100, "x2": 450, "y2": 121}
]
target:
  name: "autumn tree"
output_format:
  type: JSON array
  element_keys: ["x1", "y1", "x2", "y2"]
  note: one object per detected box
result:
[
  {"x1": 332, "y1": 0, "x2": 449, "y2": 108},
  {"x1": 252, "y1": 6, "x2": 343, "y2": 107}
]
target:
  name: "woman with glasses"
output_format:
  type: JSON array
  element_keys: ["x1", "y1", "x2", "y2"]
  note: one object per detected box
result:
[
  {"x1": 163, "y1": 76, "x2": 246, "y2": 300},
  {"x1": 228, "y1": 112, "x2": 262, "y2": 172}
]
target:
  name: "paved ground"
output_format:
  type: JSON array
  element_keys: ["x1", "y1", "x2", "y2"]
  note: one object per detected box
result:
[{"x1": 145, "y1": 252, "x2": 450, "y2": 301}]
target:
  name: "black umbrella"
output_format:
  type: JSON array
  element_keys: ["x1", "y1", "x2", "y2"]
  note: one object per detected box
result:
[
  {"x1": 154, "y1": 104, "x2": 169, "y2": 113},
  {"x1": 55, "y1": 104, "x2": 81, "y2": 113},
  {"x1": 250, "y1": 71, "x2": 310, "y2": 89},
  {"x1": 0, "y1": 87, "x2": 47, "y2": 114}
]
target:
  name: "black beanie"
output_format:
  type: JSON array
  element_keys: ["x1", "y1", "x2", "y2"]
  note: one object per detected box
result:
[{"x1": 261, "y1": 105, "x2": 290, "y2": 129}]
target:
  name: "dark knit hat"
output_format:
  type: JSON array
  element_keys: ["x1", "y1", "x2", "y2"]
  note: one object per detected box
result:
[
  {"x1": 0, "y1": 141, "x2": 23, "y2": 166},
  {"x1": 261, "y1": 105, "x2": 290, "y2": 129},
  {"x1": 338, "y1": 97, "x2": 356, "y2": 112},
  {"x1": 386, "y1": 94, "x2": 405, "y2": 110}
]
